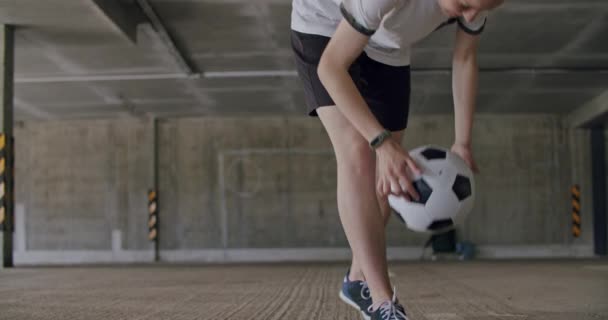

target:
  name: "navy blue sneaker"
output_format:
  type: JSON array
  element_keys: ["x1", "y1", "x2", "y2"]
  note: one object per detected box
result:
[
  {"x1": 339, "y1": 270, "x2": 372, "y2": 320},
  {"x1": 367, "y1": 290, "x2": 409, "y2": 320}
]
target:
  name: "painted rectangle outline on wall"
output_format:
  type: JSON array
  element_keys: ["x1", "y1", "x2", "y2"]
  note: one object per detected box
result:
[{"x1": 217, "y1": 148, "x2": 334, "y2": 251}]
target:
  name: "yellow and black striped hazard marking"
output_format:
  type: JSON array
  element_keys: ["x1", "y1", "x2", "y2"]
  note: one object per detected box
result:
[
  {"x1": 0, "y1": 134, "x2": 5, "y2": 231},
  {"x1": 571, "y1": 185, "x2": 581, "y2": 238},
  {"x1": 148, "y1": 190, "x2": 158, "y2": 241}
]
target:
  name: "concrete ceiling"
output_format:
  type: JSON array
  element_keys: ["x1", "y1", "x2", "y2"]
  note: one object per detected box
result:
[{"x1": 1, "y1": 0, "x2": 607, "y2": 120}]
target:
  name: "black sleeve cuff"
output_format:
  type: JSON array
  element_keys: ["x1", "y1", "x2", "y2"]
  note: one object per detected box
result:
[
  {"x1": 340, "y1": 3, "x2": 375, "y2": 36},
  {"x1": 457, "y1": 17, "x2": 487, "y2": 35},
  {"x1": 434, "y1": 18, "x2": 457, "y2": 32}
]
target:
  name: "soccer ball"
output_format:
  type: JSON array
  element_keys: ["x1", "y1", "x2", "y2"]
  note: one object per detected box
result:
[{"x1": 388, "y1": 145, "x2": 475, "y2": 234}]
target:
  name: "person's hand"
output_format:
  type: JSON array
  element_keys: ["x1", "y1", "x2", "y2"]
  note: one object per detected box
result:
[
  {"x1": 376, "y1": 139, "x2": 422, "y2": 201},
  {"x1": 451, "y1": 143, "x2": 479, "y2": 173}
]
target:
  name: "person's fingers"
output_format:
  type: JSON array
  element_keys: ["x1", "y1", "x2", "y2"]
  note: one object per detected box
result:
[
  {"x1": 465, "y1": 156, "x2": 479, "y2": 173},
  {"x1": 472, "y1": 160, "x2": 480, "y2": 173},
  {"x1": 384, "y1": 180, "x2": 391, "y2": 197},
  {"x1": 398, "y1": 177, "x2": 410, "y2": 194},
  {"x1": 390, "y1": 180, "x2": 401, "y2": 195},
  {"x1": 379, "y1": 179, "x2": 389, "y2": 197},
  {"x1": 405, "y1": 156, "x2": 422, "y2": 175},
  {"x1": 394, "y1": 175, "x2": 413, "y2": 201},
  {"x1": 377, "y1": 179, "x2": 385, "y2": 197},
  {"x1": 406, "y1": 179, "x2": 420, "y2": 201},
  {"x1": 464, "y1": 158, "x2": 472, "y2": 169}
]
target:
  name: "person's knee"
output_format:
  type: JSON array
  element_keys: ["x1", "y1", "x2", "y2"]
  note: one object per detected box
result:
[{"x1": 336, "y1": 139, "x2": 374, "y2": 178}]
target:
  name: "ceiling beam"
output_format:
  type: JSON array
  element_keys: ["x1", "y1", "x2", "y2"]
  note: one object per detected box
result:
[
  {"x1": 89, "y1": 0, "x2": 146, "y2": 43},
  {"x1": 566, "y1": 90, "x2": 608, "y2": 128},
  {"x1": 13, "y1": 98, "x2": 53, "y2": 120},
  {"x1": 13, "y1": 67, "x2": 608, "y2": 84},
  {"x1": 136, "y1": 0, "x2": 196, "y2": 74}
]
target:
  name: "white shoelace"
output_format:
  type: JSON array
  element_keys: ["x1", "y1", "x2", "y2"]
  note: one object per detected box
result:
[
  {"x1": 367, "y1": 288, "x2": 409, "y2": 320},
  {"x1": 377, "y1": 301, "x2": 408, "y2": 320}
]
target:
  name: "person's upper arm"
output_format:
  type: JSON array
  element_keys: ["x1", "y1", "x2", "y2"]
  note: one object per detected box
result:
[
  {"x1": 452, "y1": 11, "x2": 486, "y2": 60},
  {"x1": 340, "y1": 0, "x2": 399, "y2": 36},
  {"x1": 319, "y1": 19, "x2": 369, "y2": 72},
  {"x1": 319, "y1": 0, "x2": 398, "y2": 75},
  {"x1": 456, "y1": 11, "x2": 488, "y2": 36}
]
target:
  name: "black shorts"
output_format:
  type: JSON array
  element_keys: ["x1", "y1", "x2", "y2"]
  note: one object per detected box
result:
[{"x1": 291, "y1": 30, "x2": 411, "y2": 131}]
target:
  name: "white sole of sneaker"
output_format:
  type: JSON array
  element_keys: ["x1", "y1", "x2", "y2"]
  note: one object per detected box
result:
[{"x1": 338, "y1": 290, "x2": 371, "y2": 320}]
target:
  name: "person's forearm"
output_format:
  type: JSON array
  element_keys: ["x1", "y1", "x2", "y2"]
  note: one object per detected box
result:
[
  {"x1": 318, "y1": 61, "x2": 386, "y2": 142},
  {"x1": 452, "y1": 53, "x2": 478, "y2": 147}
]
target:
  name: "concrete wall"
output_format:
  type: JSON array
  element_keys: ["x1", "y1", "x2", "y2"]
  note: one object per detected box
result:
[
  {"x1": 8, "y1": 114, "x2": 594, "y2": 264},
  {"x1": 14, "y1": 119, "x2": 153, "y2": 251}
]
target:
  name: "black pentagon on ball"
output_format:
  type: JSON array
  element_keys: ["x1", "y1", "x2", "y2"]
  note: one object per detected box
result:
[
  {"x1": 452, "y1": 174, "x2": 472, "y2": 201},
  {"x1": 412, "y1": 179, "x2": 432, "y2": 204},
  {"x1": 428, "y1": 218, "x2": 454, "y2": 231},
  {"x1": 420, "y1": 147, "x2": 446, "y2": 160}
]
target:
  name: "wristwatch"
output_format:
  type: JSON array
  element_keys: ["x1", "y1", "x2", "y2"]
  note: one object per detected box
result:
[{"x1": 370, "y1": 130, "x2": 391, "y2": 150}]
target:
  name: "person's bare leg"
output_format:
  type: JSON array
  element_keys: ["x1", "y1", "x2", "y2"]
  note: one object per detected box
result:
[
  {"x1": 349, "y1": 131, "x2": 404, "y2": 282},
  {"x1": 318, "y1": 107, "x2": 393, "y2": 303}
]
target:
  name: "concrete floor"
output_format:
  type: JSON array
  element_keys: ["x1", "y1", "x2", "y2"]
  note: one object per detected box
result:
[{"x1": 0, "y1": 260, "x2": 606, "y2": 320}]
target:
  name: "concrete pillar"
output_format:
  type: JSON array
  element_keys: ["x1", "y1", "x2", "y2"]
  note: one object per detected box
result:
[
  {"x1": 0, "y1": 25, "x2": 15, "y2": 268},
  {"x1": 566, "y1": 90, "x2": 608, "y2": 128},
  {"x1": 591, "y1": 128, "x2": 607, "y2": 256}
]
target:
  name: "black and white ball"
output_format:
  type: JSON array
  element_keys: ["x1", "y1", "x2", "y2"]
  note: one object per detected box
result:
[{"x1": 388, "y1": 145, "x2": 475, "y2": 234}]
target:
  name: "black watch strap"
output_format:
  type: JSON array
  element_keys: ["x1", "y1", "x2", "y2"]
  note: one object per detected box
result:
[{"x1": 370, "y1": 130, "x2": 391, "y2": 150}]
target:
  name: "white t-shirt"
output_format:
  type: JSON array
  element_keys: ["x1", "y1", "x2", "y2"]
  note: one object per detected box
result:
[{"x1": 291, "y1": 0, "x2": 487, "y2": 66}]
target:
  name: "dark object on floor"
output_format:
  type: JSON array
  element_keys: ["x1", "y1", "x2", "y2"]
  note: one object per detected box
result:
[
  {"x1": 456, "y1": 241, "x2": 476, "y2": 260},
  {"x1": 431, "y1": 229, "x2": 456, "y2": 253}
]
